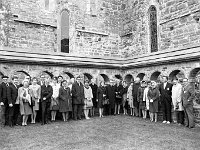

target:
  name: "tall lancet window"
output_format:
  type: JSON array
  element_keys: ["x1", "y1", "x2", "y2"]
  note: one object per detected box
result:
[
  {"x1": 61, "y1": 10, "x2": 69, "y2": 53},
  {"x1": 149, "y1": 5, "x2": 158, "y2": 52}
]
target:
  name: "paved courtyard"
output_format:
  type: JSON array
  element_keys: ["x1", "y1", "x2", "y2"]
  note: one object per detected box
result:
[{"x1": 0, "y1": 115, "x2": 200, "y2": 150}]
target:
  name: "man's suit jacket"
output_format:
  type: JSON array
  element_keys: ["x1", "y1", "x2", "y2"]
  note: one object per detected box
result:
[
  {"x1": 41, "y1": 84, "x2": 53, "y2": 103},
  {"x1": 0, "y1": 82, "x2": 9, "y2": 104},
  {"x1": 159, "y1": 82, "x2": 173, "y2": 101},
  {"x1": 182, "y1": 84, "x2": 195, "y2": 107},
  {"x1": 7, "y1": 82, "x2": 19, "y2": 105},
  {"x1": 71, "y1": 82, "x2": 84, "y2": 105}
]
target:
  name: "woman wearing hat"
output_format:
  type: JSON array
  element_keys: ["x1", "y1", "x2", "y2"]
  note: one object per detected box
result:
[
  {"x1": 29, "y1": 77, "x2": 41, "y2": 124},
  {"x1": 147, "y1": 81, "x2": 160, "y2": 122},
  {"x1": 18, "y1": 79, "x2": 32, "y2": 126}
]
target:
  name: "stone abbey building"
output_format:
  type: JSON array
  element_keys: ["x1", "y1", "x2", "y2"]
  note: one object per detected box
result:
[{"x1": 0, "y1": 0, "x2": 200, "y2": 124}]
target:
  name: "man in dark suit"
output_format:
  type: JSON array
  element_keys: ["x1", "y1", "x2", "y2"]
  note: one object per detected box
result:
[
  {"x1": 7, "y1": 76, "x2": 19, "y2": 127},
  {"x1": 159, "y1": 76, "x2": 173, "y2": 124},
  {"x1": 90, "y1": 79, "x2": 98, "y2": 116},
  {"x1": 72, "y1": 76, "x2": 84, "y2": 120},
  {"x1": 182, "y1": 78, "x2": 195, "y2": 128},
  {"x1": 41, "y1": 78, "x2": 53, "y2": 125},
  {"x1": 106, "y1": 79, "x2": 116, "y2": 115},
  {"x1": 0, "y1": 76, "x2": 9, "y2": 126}
]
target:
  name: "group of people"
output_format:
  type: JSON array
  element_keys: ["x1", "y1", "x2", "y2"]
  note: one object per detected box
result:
[{"x1": 0, "y1": 74, "x2": 196, "y2": 129}]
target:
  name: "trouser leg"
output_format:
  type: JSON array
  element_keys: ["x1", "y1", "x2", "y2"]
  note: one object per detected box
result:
[
  {"x1": 185, "y1": 105, "x2": 195, "y2": 128},
  {"x1": 162, "y1": 100, "x2": 166, "y2": 121},
  {"x1": 41, "y1": 101, "x2": 46, "y2": 124},
  {"x1": 77, "y1": 105, "x2": 83, "y2": 119},
  {"x1": 166, "y1": 100, "x2": 172, "y2": 122},
  {"x1": 184, "y1": 107, "x2": 189, "y2": 127},
  {"x1": 73, "y1": 105, "x2": 78, "y2": 120},
  {"x1": 13, "y1": 104, "x2": 21, "y2": 125},
  {"x1": 46, "y1": 102, "x2": 51, "y2": 123}
]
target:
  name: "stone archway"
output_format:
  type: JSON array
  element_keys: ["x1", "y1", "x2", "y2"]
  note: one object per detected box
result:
[
  {"x1": 63, "y1": 72, "x2": 75, "y2": 79},
  {"x1": 14, "y1": 71, "x2": 30, "y2": 85},
  {"x1": 137, "y1": 73, "x2": 145, "y2": 81},
  {"x1": 43, "y1": 71, "x2": 54, "y2": 79},
  {"x1": 169, "y1": 70, "x2": 185, "y2": 81},
  {"x1": 84, "y1": 73, "x2": 93, "y2": 82},
  {"x1": 150, "y1": 71, "x2": 161, "y2": 82},
  {"x1": 115, "y1": 74, "x2": 123, "y2": 80},
  {"x1": 0, "y1": 72, "x2": 4, "y2": 83},
  {"x1": 97, "y1": 74, "x2": 110, "y2": 85},
  {"x1": 124, "y1": 74, "x2": 133, "y2": 84}
]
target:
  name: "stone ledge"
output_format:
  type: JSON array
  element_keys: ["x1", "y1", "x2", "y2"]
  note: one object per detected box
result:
[{"x1": 1, "y1": 46, "x2": 200, "y2": 69}]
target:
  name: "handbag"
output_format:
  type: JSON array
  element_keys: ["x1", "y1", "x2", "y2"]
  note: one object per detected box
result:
[
  {"x1": 51, "y1": 98, "x2": 59, "y2": 110},
  {"x1": 116, "y1": 92, "x2": 122, "y2": 99},
  {"x1": 85, "y1": 98, "x2": 93, "y2": 107},
  {"x1": 103, "y1": 99, "x2": 110, "y2": 105}
]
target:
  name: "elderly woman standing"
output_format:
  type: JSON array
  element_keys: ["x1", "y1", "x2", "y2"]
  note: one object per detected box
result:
[
  {"x1": 148, "y1": 81, "x2": 160, "y2": 122},
  {"x1": 50, "y1": 77, "x2": 60, "y2": 122},
  {"x1": 18, "y1": 79, "x2": 32, "y2": 126},
  {"x1": 84, "y1": 80, "x2": 93, "y2": 119},
  {"x1": 59, "y1": 80, "x2": 72, "y2": 122},
  {"x1": 127, "y1": 82, "x2": 133, "y2": 116},
  {"x1": 29, "y1": 77, "x2": 41, "y2": 124}
]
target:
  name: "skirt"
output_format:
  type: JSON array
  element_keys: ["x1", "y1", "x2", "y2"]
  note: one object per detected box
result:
[
  {"x1": 139, "y1": 101, "x2": 146, "y2": 110},
  {"x1": 128, "y1": 99, "x2": 134, "y2": 108},
  {"x1": 122, "y1": 94, "x2": 127, "y2": 107},
  {"x1": 149, "y1": 100, "x2": 158, "y2": 113},
  {"x1": 33, "y1": 102, "x2": 39, "y2": 111},
  {"x1": 22, "y1": 103, "x2": 32, "y2": 115},
  {"x1": 115, "y1": 97, "x2": 122, "y2": 105}
]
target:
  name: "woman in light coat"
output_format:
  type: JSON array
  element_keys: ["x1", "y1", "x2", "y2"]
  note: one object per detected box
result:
[
  {"x1": 172, "y1": 77, "x2": 184, "y2": 125},
  {"x1": 29, "y1": 77, "x2": 41, "y2": 124},
  {"x1": 127, "y1": 82, "x2": 133, "y2": 116},
  {"x1": 18, "y1": 79, "x2": 32, "y2": 126},
  {"x1": 84, "y1": 80, "x2": 93, "y2": 119}
]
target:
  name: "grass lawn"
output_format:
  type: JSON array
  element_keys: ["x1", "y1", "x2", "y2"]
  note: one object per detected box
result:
[{"x1": 0, "y1": 115, "x2": 200, "y2": 150}]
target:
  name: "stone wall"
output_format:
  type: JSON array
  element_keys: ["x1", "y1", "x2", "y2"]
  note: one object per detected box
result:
[
  {"x1": 1, "y1": 0, "x2": 130, "y2": 57},
  {"x1": 160, "y1": 0, "x2": 200, "y2": 51}
]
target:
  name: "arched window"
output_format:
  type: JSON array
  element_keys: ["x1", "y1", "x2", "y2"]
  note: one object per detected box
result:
[
  {"x1": 149, "y1": 5, "x2": 158, "y2": 53},
  {"x1": 61, "y1": 10, "x2": 69, "y2": 53}
]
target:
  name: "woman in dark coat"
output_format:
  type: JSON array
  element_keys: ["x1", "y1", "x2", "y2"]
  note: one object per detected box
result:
[
  {"x1": 90, "y1": 79, "x2": 98, "y2": 116},
  {"x1": 97, "y1": 81, "x2": 106, "y2": 117},
  {"x1": 147, "y1": 81, "x2": 160, "y2": 122},
  {"x1": 59, "y1": 80, "x2": 72, "y2": 122},
  {"x1": 115, "y1": 79, "x2": 123, "y2": 115}
]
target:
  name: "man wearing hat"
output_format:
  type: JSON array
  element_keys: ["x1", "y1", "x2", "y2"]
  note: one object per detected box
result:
[
  {"x1": 0, "y1": 76, "x2": 9, "y2": 126},
  {"x1": 72, "y1": 76, "x2": 84, "y2": 120}
]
